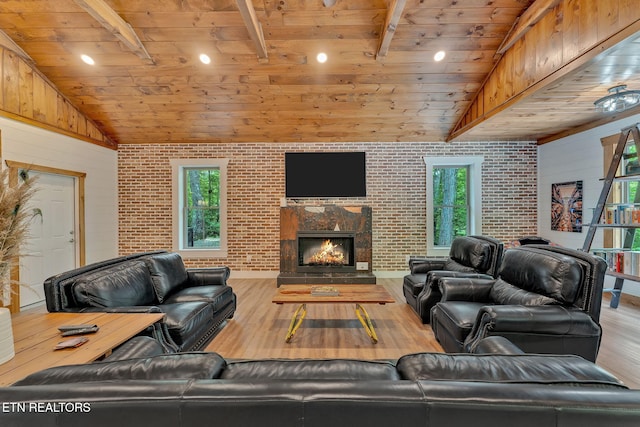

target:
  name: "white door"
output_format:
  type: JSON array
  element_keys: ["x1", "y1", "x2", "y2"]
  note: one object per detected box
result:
[{"x1": 19, "y1": 172, "x2": 77, "y2": 308}]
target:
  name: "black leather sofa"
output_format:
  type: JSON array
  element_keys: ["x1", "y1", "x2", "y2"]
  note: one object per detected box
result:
[
  {"x1": 431, "y1": 245, "x2": 606, "y2": 362},
  {"x1": 2, "y1": 337, "x2": 640, "y2": 427},
  {"x1": 403, "y1": 235, "x2": 504, "y2": 323},
  {"x1": 43, "y1": 251, "x2": 237, "y2": 352}
]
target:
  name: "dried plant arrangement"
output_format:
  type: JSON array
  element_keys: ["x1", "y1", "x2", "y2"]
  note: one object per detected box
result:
[{"x1": 0, "y1": 168, "x2": 38, "y2": 304}]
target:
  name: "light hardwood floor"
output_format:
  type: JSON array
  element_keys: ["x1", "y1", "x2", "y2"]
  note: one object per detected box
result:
[
  {"x1": 208, "y1": 278, "x2": 640, "y2": 389},
  {"x1": 207, "y1": 278, "x2": 442, "y2": 361},
  {"x1": 597, "y1": 293, "x2": 640, "y2": 389}
]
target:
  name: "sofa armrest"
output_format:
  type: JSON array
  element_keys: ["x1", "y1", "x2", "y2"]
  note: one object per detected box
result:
[
  {"x1": 409, "y1": 258, "x2": 446, "y2": 274},
  {"x1": 438, "y1": 277, "x2": 495, "y2": 302},
  {"x1": 186, "y1": 267, "x2": 231, "y2": 286},
  {"x1": 13, "y1": 353, "x2": 227, "y2": 386},
  {"x1": 464, "y1": 305, "x2": 603, "y2": 357},
  {"x1": 426, "y1": 271, "x2": 493, "y2": 291},
  {"x1": 476, "y1": 305, "x2": 601, "y2": 334},
  {"x1": 414, "y1": 272, "x2": 493, "y2": 322},
  {"x1": 80, "y1": 306, "x2": 163, "y2": 314}
]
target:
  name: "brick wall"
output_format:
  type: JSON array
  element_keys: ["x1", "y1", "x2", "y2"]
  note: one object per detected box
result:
[{"x1": 118, "y1": 141, "x2": 537, "y2": 271}]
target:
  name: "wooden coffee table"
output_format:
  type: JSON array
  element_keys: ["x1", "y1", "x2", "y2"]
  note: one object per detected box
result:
[
  {"x1": 272, "y1": 284, "x2": 395, "y2": 344},
  {"x1": 0, "y1": 311, "x2": 165, "y2": 386}
]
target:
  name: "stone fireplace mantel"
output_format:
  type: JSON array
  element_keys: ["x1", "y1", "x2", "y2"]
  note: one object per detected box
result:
[{"x1": 278, "y1": 205, "x2": 375, "y2": 286}]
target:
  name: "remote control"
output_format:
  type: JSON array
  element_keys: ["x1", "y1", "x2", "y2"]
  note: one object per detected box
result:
[
  {"x1": 58, "y1": 324, "x2": 98, "y2": 332},
  {"x1": 61, "y1": 326, "x2": 100, "y2": 336}
]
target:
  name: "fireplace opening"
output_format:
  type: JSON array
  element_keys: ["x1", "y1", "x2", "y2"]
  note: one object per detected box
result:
[{"x1": 297, "y1": 231, "x2": 355, "y2": 273}]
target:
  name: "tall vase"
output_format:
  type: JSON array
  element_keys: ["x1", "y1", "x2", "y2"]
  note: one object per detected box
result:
[{"x1": 0, "y1": 307, "x2": 15, "y2": 364}]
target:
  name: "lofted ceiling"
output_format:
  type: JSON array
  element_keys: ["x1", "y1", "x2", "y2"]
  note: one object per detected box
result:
[{"x1": 0, "y1": 0, "x2": 638, "y2": 146}]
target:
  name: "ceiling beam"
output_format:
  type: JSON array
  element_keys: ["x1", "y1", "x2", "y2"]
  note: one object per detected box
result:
[
  {"x1": 376, "y1": 0, "x2": 406, "y2": 60},
  {"x1": 0, "y1": 29, "x2": 34, "y2": 63},
  {"x1": 236, "y1": 0, "x2": 268, "y2": 61},
  {"x1": 496, "y1": 0, "x2": 561, "y2": 55},
  {"x1": 73, "y1": 0, "x2": 154, "y2": 64},
  {"x1": 448, "y1": 19, "x2": 640, "y2": 143}
]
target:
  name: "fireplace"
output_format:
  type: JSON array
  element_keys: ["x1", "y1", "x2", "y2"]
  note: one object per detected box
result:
[
  {"x1": 297, "y1": 231, "x2": 355, "y2": 273},
  {"x1": 278, "y1": 205, "x2": 375, "y2": 286}
]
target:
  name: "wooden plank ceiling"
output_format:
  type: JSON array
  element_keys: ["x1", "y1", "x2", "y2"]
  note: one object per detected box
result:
[{"x1": 0, "y1": 0, "x2": 638, "y2": 146}]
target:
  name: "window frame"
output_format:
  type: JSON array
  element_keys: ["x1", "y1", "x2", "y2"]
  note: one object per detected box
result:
[
  {"x1": 424, "y1": 156, "x2": 483, "y2": 256},
  {"x1": 171, "y1": 158, "x2": 228, "y2": 258}
]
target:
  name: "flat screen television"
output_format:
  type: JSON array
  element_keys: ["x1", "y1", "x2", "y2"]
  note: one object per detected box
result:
[{"x1": 285, "y1": 152, "x2": 367, "y2": 198}]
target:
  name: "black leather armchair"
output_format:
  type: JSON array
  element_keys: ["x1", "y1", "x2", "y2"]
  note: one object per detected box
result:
[
  {"x1": 430, "y1": 245, "x2": 607, "y2": 362},
  {"x1": 403, "y1": 235, "x2": 503, "y2": 323}
]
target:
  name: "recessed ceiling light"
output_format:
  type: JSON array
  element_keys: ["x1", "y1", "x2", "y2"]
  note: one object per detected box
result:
[
  {"x1": 434, "y1": 51, "x2": 446, "y2": 62},
  {"x1": 199, "y1": 53, "x2": 211, "y2": 65},
  {"x1": 317, "y1": 52, "x2": 328, "y2": 63},
  {"x1": 80, "y1": 54, "x2": 95, "y2": 65}
]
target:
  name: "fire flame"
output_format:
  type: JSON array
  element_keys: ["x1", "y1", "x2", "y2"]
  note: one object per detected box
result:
[{"x1": 310, "y1": 239, "x2": 345, "y2": 265}]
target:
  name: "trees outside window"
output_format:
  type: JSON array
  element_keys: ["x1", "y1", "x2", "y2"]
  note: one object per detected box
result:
[
  {"x1": 171, "y1": 159, "x2": 228, "y2": 258},
  {"x1": 185, "y1": 168, "x2": 220, "y2": 249},
  {"x1": 433, "y1": 166, "x2": 469, "y2": 246},
  {"x1": 424, "y1": 156, "x2": 483, "y2": 256}
]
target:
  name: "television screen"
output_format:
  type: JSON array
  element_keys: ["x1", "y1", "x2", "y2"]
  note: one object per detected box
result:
[{"x1": 285, "y1": 152, "x2": 366, "y2": 198}]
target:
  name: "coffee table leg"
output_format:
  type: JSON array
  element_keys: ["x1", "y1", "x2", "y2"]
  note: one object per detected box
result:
[
  {"x1": 286, "y1": 303, "x2": 307, "y2": 343},
  {"x1": 355, "y1": 304, "x2": 378, "y2": 344}
]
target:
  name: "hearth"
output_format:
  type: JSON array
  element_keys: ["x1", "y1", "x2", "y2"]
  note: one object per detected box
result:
[{"x1": 297, "y1": 231, "x2": 355, "y2": 273}]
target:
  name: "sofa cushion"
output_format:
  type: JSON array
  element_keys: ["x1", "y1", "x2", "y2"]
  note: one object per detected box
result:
[
  {"x1": 221, "y1": 359, "x2": 400, "y2": 381},
  {"x1": 13, "y1": 353, "x2": 227, "y2": 386},
  {"x1": 396, "y1": 353, "x2": 626, "y2": 388},
  {"x1": 489, "y1": 279, "x2": 559, "y2": 306},
  {"x1": 72, "y1": 260, "x2": 156, "y2": 308},
  {"x1": 498, "y1": 248, "x2": 582, "y2": 304},
  {"x1": 143, "y1": 252, "x2": 189, "y2": 303},
  {"x1": 165, "y1": 285, "x2": 234, "y2": 313},
  {"x1": 448, "y1": 236, "x2": 492, "y2": 272}
]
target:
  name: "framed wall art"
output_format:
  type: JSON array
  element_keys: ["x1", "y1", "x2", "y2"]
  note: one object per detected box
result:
[{"x1": 551, "y1": 180, "x2": 583, "y2": 232}]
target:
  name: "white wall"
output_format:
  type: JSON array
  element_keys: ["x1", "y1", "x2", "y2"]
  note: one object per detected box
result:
[
  {"x1": 538, "y1": 113, "x2": 640, "y2": 297},
  {"x1": 0, "y1": 117, "x2": 118, "y2": 265}
]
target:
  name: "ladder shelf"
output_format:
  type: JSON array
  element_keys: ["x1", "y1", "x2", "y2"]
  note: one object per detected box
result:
[{"x1": 582, "y1": 123, "x2": 640, "y2": 309}]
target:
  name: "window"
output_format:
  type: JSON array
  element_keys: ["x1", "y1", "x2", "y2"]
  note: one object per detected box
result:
[
  {"x1": 171, "y1": 159, "x2": 228, "y2": 258},
  {"x1": 424, "y1": 156, "x2": 483, "y2": 256}
]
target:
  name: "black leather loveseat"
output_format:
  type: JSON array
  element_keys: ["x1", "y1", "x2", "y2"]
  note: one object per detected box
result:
[
  {"x1": 43, "y1": 251, "x2": 236, "y2": 352},
  {"x1": 2, "y1": 338, "x2": 640, "y2": 427}
]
